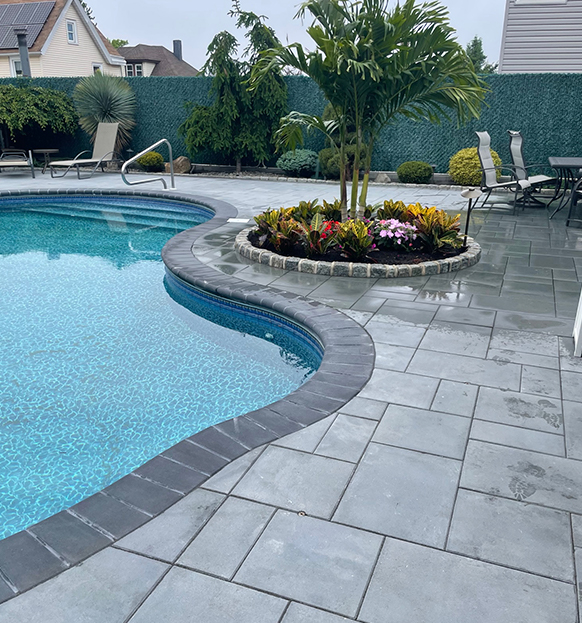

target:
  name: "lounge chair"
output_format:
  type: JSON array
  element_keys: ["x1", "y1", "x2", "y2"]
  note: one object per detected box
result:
[
  {"x1": 0, "y1": 149, "x2": 35, "y2": 178},
  {"x1": 507, "y1": 130, "x2": 557, "y2": 207},
  {"x1": 475, "y1": 131, "x2": 531, "y2": 212},
  {"x1": 49, "y1": 122, "x2": 119, "y2": 179}
]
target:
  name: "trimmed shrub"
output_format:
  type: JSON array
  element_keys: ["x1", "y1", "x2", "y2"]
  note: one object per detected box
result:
[
  {"x1": 136, "y1": 151, "x2": 165, "y2": 172},
  {"x1": 448, "y1": 147, "x2": 501, "y2": 186},
  {"x1": 319, "y1": 145, "x2": 367, "y2": 179},
  {"x1": 276, "y1": 149, "x2": 318, "y2": 177},
  {"x1": 396, "y1": 161, "x2": 433, "y2": 184}
]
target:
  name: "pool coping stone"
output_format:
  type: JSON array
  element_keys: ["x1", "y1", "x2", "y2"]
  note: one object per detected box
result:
[{"x1": 0, "y1": 189, "x2": 374, "y2": 603}]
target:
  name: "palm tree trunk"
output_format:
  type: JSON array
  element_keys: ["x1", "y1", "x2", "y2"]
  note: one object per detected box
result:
[
  {"x1": 359, "y1": 137, "x2": 374, "y2": 209},
  {"x1": 350, "y1": 144, "x2": 360, "y2": 219},
  {"x1": 339, "y1": 131, "x2": 348, "y2": 221}
]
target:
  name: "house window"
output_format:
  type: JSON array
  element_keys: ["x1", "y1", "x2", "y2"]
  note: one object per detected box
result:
[
  {"x1": 11, "y1": 58, "x2": 22, "y2": 77},
  {"x1": 92, "y1": 63, "x2": 102, "y2": 74},
  {"x1": 125, "y1": 64, "x2": 143, "y2": 77},
  {"x1": 66, "y1": 20, "x2": 77, "y2": 44}
]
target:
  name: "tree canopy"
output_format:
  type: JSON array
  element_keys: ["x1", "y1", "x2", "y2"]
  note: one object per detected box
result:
[
  {"x1": 0, "y1": 84, "x2": 78, "y2": 140},
  {"x1": 179, "y1": 2, "x2": 287, "y2": 171},
  {"x1": 110, "y1": 39, "x2": 129, "y2": 49},
  {"x1": 79, "y1": 1, "x2": 96, "y2": 24},
  {"x1": 466, "y1": 36, "x2": 498, "y2": 74},
  {"x1": 252, "y1": 0, "x2": 488, "y2": 217}
]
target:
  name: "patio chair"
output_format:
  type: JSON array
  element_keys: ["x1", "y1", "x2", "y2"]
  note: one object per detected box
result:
[
  {"x1": 475, "y1": 131, "x2": 531, "y2": 212},
  {"x1": 49, "y1": 122, "x2": 119, "y2": 179},
  {"x1": 507, "y1": 130, "x2": 557, "y2": 207},
  {"x1": 0, "y1": 149, "x2": 35, "y2": 178}
]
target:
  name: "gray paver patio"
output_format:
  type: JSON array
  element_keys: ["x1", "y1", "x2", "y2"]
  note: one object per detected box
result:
[
  {"x1": 0, "y1": 548, "x2": 168, "y2": 623},
  {"x1": 130, "y1": 567, "x2": 287, "y2": 623},
  {"x1": 235, "y1": 511, "x2": 382, "y2": 617},
  {"x1": 374, "y1": 404, "x2": 471, "y2": 458},
  {"x1": 448, "y1": 488, "x2": 574, "y2": 581},
  {"x1": 231, "y1": 445, "x2": 355, "y2": 518},
  {"x1": 359, "y1": 539, "x2": 577, "y2": 623},
  {"x1": 334, "y1": 443, "x2": 461, "y2": 547},
  {"x1": 178, "y1": 497, "x2": 275, "y2": 579},
  {"x1": 282, "y1": 603, "x2": 353, "y2": 623},
  {"x1": 1, "y1": 172, "x2": 582, "y2": 621}
]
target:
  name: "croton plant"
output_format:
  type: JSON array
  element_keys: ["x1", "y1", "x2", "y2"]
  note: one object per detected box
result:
[{"x1": 252, "y1": 199, "x2": 463, "y2": 261}]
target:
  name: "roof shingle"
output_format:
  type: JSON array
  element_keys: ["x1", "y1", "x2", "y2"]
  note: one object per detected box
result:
[
  {"x1": 118, "y1": 44, "x2": 199, "y2": 76},
  {"x1": 0, "y1": 0, "x2": 119, "y2": 56}
]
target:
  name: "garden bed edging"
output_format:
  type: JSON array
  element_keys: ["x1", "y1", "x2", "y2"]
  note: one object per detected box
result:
[{"x1": 235, "y1": 227, "x2": 481, "y2": 278}]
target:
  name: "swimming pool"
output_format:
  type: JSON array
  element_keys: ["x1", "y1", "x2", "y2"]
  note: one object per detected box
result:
[{"x1": 0, "y1": 196, "x2": 321, "y2": 539}]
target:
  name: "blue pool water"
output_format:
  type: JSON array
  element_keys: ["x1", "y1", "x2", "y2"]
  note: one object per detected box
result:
[{"x1": 0, "y1": 197, "x2": 320, "y2": 539}]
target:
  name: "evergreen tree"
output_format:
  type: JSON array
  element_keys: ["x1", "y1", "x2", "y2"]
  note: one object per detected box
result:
[
  {"x1": 466, "y1": 36, "x2": 498, "y2": 74},
  {"x1": 79, "y1": 1, "x2": 96, "y2": 24},
  {"x1": 179, "y1": 3, "x2": 287, "y2": 172}
]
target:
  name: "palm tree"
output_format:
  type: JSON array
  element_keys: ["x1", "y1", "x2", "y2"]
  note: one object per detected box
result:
[{"x1": 251, "y1": 0, "x2": 487, "y2": 218}]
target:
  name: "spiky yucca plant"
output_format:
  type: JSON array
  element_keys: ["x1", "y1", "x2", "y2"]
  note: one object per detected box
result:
[{"x1": 73, "y1": 72, "x2": 136, "y2": 151}]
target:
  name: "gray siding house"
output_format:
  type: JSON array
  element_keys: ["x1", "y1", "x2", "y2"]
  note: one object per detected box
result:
[{"x1": 499, "y1": 0, "x2": 582, "y2": 73}]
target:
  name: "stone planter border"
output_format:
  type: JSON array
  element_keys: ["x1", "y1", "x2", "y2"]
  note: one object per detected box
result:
[{"x1": 235, "y1": 227, "x2": 481, "y2": 278}]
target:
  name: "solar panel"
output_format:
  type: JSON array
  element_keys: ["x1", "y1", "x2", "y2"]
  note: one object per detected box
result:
[
  {"x1": 17, "y1": 4, "x2": 39, "y2": 24},
  {"x1": 2, "y1": 5, "x2": 22, "y2": 24},
  {"x1": 0, "y1": 25, "x2": 11, "y2": 47},
  {"x1": 0, "y1": 2, "x2": 55, "y2": 49},
  {"x1": 2, "y1": 23, "x2": 43, "y2": 49},
  {"x1": 31, "y1": 1, "x2": 54, "y2": 25}
]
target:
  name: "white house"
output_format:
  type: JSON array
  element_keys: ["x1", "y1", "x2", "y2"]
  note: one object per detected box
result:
[
  {"x1": 499, "y1": 0, "x2": 582, "y2": 73},
  {"x1": 0, "y1": 0, "x2": 125, "y2": 78}
]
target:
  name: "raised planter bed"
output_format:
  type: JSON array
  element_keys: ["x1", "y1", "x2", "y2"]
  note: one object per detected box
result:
[{"x1": 235, "y1": 227, "x2": 481, "y2": 278}]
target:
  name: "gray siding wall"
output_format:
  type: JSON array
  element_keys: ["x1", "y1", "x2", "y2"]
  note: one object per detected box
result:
[{"x1": 499, "y1": 0, "x2": 582, "y2": 73}]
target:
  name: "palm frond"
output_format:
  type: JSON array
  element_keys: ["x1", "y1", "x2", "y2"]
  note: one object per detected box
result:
[{"x1": 73, "y1": 72, "x2": 136, "y2": 151}]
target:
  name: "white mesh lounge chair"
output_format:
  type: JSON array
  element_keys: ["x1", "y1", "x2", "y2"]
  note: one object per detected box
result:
[
  {"x1": 0, "y1": 149, "x2": 35, "y2": 178},
  {"x1": 49, "y1": 122, "x2": 119, "y2": 179},
  {"x1": 507, "y1": 130, "x2": 557, "y2": 207},
  {"x1": 476, "y1": 131, "x2": 530, "y2": 212}
]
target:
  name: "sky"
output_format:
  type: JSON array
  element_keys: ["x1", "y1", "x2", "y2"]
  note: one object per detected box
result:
[{"x1": 89, "y1": 0, "x2": 507, "y2": 71}]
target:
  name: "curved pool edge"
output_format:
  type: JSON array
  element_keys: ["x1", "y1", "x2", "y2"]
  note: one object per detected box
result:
[{"x1": 0, "y1": 189, "x2": 374, "y2": 604}]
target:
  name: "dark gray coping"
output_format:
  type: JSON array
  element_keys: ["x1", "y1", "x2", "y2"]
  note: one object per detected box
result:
[
  {"x1": 0, "y1": 189, "x2": 374, "y2": 603},
  {"x1": 235, "y1": 227, "x2": 482, "y2": 278}
]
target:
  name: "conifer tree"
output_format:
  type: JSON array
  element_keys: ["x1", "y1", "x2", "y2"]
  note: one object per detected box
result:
[
  {"x1": 179, "y1": 2, "x2": 287, "y2": 172},
  {"x1": 466, "y1": 36, "x2": 498, "y2": 74}
]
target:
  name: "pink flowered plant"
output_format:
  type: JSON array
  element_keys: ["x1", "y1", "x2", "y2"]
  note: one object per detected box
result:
[{"x1": 374, "y1": 219, "x2": 418, "y2": 250}]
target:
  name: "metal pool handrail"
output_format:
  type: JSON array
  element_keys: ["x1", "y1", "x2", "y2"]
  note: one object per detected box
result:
[{"x1": 121, "y1": 139, "x2": 176, "y2": 190}]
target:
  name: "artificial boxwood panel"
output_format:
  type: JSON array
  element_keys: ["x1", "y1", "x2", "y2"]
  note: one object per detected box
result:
[
  {"x1": 285, "y1": 75, "x2": 326, "y2": 155},
  {"x1": 377, "y1": 73, "x2": 582, "y2": 173},
  {"x1": 3, "y1": 73, "x2": 581, "y2": 172}
]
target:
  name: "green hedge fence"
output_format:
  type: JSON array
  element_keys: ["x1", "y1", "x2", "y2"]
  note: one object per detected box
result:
[{"x1": 2, "y1": 73, "x2": 581, "y2": 173}]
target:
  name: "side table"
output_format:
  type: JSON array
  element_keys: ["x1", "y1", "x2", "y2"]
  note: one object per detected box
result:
[{"x1": 33, "y1": 149, "x2": 59, "y2": 174}]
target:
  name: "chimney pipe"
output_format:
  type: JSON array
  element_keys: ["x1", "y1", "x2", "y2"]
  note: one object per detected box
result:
[
  {"x1": 173, "y1": 39, "x2": 182, "y2": 61},
  {"x1": 14, "y1": 28, "x2": 31, "y2": 77}
]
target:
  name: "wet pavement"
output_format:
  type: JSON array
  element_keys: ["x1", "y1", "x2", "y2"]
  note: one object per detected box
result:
[{"x1": 0, "y1": 171, "x2": 581, "y2": 622}]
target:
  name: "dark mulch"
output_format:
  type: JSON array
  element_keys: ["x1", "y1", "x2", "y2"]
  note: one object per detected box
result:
[{"x1": 248, "y1": 231, "x2": 465, "y2": 265}]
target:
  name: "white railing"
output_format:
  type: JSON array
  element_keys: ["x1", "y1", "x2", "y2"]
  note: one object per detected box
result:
[{"x1": 121, "y1": 139, "x2": 176, "y2": 190}]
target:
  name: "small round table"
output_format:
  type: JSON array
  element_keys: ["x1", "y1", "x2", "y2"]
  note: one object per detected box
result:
[{"x1": 33, "y1": 149, "x2": 59, "y2": 174}]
